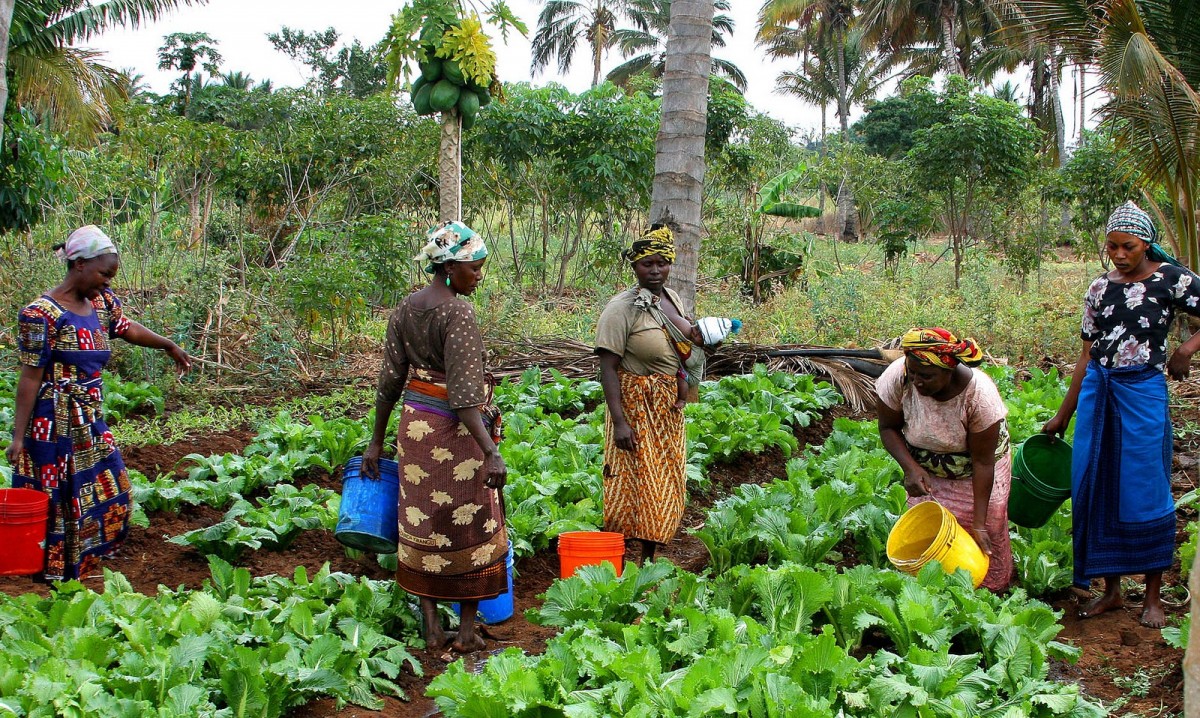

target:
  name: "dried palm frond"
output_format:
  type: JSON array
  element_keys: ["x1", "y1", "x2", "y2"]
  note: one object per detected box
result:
[{"x1": 486, "y1": 337, "x2": 887, "y2": 411}]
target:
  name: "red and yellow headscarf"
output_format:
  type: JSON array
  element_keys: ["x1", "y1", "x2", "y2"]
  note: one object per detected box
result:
[{"x1": 900, "y1": 327, "x2": 984, "y2": 369}]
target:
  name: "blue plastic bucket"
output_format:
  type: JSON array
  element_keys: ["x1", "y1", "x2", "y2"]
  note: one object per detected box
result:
[
  {"x1": 335, "y1": 456, "x2": 399, "y2": 553},
  {"x1": 453, "y1": 541, "x2": 514, "y2": 624}
]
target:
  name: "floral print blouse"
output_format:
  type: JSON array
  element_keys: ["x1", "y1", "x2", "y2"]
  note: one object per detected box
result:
[{"x1": 1082, "y1": 264, "x2": 1200, "y2": 370}]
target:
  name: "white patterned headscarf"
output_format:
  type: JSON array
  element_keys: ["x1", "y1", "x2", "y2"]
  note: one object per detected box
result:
[
  {"x1": 1106, "y1": 200, "x2": 1157, "y2": 244},
  {"x1": 56, "y1": 225, "x2": 117, "y2": 262},
  {"x1": 1105, "y1": 200, "x2": 1187, "y2": 269},
  {"x1": 413, "y1": 221, "x2": 488, "y2": 274}
]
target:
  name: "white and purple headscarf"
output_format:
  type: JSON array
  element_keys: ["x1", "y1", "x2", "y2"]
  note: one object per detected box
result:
[{"x1": 55, "y1": 225, "x2": 117, "y2": 263}]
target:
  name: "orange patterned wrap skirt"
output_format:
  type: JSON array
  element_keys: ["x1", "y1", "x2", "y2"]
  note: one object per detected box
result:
[{"x1": 602, "y1": 371, "x2": 687, "y2": 544}]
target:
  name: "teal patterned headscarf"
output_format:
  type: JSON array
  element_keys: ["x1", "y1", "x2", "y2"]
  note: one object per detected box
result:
[
  {"x1": 1106, "y1": 200, "x2": 1184, "y2": 268},
  {"x1": 414, "y1": 221, "x2": 489, "y2": 274}
]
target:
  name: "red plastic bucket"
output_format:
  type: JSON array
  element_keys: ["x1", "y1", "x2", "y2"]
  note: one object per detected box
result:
[
  {"x1": 557, "y1": 531, "x2": 625, "y2": 578},
  {"x1": 0, "y1": 488, "x2": 50, "y2": 576}
]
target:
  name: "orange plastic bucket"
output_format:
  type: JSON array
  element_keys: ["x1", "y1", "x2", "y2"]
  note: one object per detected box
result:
[
  {"x1": 0, "y1": 488, "x2": 50, "y2": 576},
  {"x1": 557, "y1": 531, "x2": 625, "y2": 578}
]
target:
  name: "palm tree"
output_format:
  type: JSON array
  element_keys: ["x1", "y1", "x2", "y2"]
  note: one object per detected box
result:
[
  {"x1": 530, "y1": 0, "x2": 632, "y2": 87},
  {"x1": 1006, "y1": 0, "x2": 1200, "y2": 270},
  {"x1": 775, "y1": 28, "x2": 891, "y2": 215},
  {"x1": 990, "y1": 79, "x2": 1021, "y2": 103},
  {"x1": 759, "y1": 0, "x2": 862, "y2": 239},
  {"x1": 605, "y1": 0, "x2": 745, "y2": 91},
  {"x1": 857, "y1": 0, "x2": 1003, "y2": 78},
  {"x1": 759, "y1": 0, "x2": 855, "y2": 134},
  {"x1": 653, "y1": 0, "x2": 713, "y2": 315},
  {"x1": 220, "y1": 70, "x2": 255, "y2": 91},
  {"x1": 5, "y1": 0, "x2": 207, "y2": 142}
]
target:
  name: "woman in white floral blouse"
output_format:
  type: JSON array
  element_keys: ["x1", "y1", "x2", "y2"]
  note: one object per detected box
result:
[{"x1": 1044, "y1": 201, "x2": 1200, "y2": 627}]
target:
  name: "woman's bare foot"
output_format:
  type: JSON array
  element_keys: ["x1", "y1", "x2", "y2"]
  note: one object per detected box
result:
[
  {"x1": 419, "y1": 598, "x2": 445, "y2": 649},
  {"x1": 448, "y1": 631, "x2": 487, "y2": 653},
  {"x1": 1078, "y1": 591, "x2": 1123, "y2": 619},
  {"x1": 1140, "y1": 600, "x2": 1166, "y2": 628},
  {"x1": 424, "y1": 623, "x2": 447, "y2": 649},
  {"x1": 1141, "y1": 572, "x2": 1166, "y2": 628}
]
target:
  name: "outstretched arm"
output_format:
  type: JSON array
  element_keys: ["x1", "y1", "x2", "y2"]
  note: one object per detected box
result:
[{"x1": 121, "y1": 320, "x2": 191, "y2": 374}]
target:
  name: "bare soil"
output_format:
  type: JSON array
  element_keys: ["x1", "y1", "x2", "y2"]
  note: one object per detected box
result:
[{"x1": 0, "y1": 406, "x2": 1188, "y2": 718}]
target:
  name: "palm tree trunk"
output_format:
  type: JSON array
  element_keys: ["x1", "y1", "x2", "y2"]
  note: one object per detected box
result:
[
  {"x1": 834, "y1": 31, "x2": 857, "y2": 241},
  {"x1": 592, "y1": 38, "x2": 602, "y2": 86},
  {"x1": 0, "y1": 0, "x2": 12, "y2": 147},
  {"x1": 653, "y1": 0, "x2": 713, "y2": 317},
  {"x1": 1078, "y1": 64, "x2": 1086, "y2": 144},
  {"x1": 1049, "y1": 52, "x2": 1065, "y2": 167},
  {"x1": 439, "y1": 112, "x2": 462, "y2": 221},
  {"x1": 818, "y1": 105, "x2": 827, "y2": 215},
  {"x1": 940, "y1": 10, "x2": 963, "y2": 76}
]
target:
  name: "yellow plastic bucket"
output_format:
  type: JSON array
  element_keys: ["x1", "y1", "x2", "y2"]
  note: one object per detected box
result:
[{"x1": 886, "y1": 501, "x2": 989, "y2": 588}]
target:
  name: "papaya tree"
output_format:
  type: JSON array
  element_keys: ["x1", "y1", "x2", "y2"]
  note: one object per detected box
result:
[{"x1": 383, "y1": 0, "x2": 525, "y2": 222}]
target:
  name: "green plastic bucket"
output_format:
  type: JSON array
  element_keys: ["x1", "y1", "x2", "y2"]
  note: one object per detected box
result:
[{"x1": 1009, "y1": 434, "x2": 1073, "y2": 528}]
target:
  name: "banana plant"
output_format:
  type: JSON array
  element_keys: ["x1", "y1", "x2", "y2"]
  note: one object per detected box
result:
[{"x1": 745, "y1": 162, "x2": 823, "y2": 301}]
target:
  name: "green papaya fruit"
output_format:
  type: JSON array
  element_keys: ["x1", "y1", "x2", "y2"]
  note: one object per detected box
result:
[
  {"x1": 420, "y1": 60, "x2": 442, "y2": 83},
  {"x1": 442, "y1": 59, "x2": 465, "y2": 85},
  {"x1": 428, "y1": 79, "x2": 461, "y2": 112},
  {"x1": 413, "y1": 84, "x2": 433, "y2": 116},
  {"x1": 411, "y1": 75, "x2": 428, "y2": 96},
  {"x1": 456, "y1": 89, "x2": 480, "y2": 118},
  {"x1": 476, "y1": 87, "x2": 492, "y2": 106},
  {"x1": 461, "y1": 109, "x2": 476, "y2": 131}
]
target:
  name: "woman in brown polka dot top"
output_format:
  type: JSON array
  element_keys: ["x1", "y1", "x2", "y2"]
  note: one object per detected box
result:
[{"x1": 363, "y1": 221, "x2": 507, "y2": 654}]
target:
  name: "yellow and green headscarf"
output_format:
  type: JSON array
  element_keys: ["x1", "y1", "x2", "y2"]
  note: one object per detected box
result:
[
  {"x1": 900, "y1": 327, "x2": 984, "y2": 369},
  {"x1": 623, "y1": 226, "x2": 676, "y2": 263}
]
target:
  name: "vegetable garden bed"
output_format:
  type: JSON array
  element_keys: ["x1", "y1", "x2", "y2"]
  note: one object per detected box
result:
[{"x1": 0, "y1": 368, "x2": 1189, "y2": 716}]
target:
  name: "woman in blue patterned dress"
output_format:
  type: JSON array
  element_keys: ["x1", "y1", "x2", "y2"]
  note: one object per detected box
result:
[
  {"x1": 1043, "y1": 202, "x2": 1200, "y2": 627},
  {"x1": 5, "y1": 227, "x2": 191, "y2": 581}
]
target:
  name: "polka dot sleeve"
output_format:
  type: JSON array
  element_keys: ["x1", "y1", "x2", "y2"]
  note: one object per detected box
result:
[
  {"x1": 377, "y1": 308, "x2": 410, "y2": 403},
  {"x1": 442, "y1": 301, "x2": 488, "y2": 409}
]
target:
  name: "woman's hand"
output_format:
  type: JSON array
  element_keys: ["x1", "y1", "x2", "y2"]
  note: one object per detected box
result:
[
  {"x1": 1041, "y1": 412, "x2": 1071, "y2": 438},
  {"x1": 362, "y1": 440, "x2": 383, "y2": 480},
  {"x1": 4, "y1": 436, "x2": 22, "y2": 465},
  {"x1": 903, "y1": 466, "x2": 933, "y2": 497},
  {"x1": 970, "y1": 526, "x2": 994, "y2": 556},
  {"x1": 1168, "y1": 346, "x2": 1195, "y2": 381},
  {"x1": 165, "y1": 342, "x2": 192, "y2": 375},
  {"x1": 483, "y1": 451, "x2": 507, "y2": 489},
  {"x1": 612, "y1": 420, "x2": 637, "y2": 452}
]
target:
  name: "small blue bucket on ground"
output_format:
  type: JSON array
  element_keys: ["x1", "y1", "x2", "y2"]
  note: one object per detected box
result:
[
  {"x1": 453, "y1": 541, "x2": 514, "y2": 624},
  {"x1": 335, "y1": 456, "x2": 399, "y2": 553}
]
